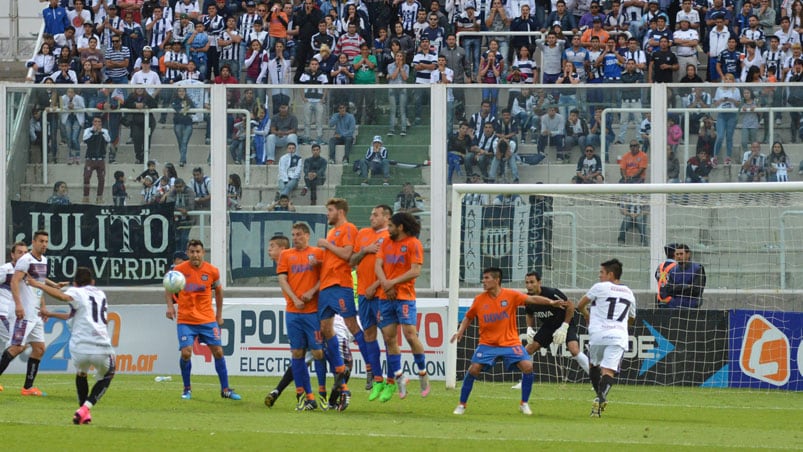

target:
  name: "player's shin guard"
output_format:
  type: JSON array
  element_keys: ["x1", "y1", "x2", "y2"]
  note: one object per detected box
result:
[
  {"x1": 574, "y1": 352, "x2": 590, "y2": 374},
  {"x1": 0, "y1": 349, "x2": 15, "y2": 375},
  {"x1": 521, "y1": 372, "x2": 534, "y2": 403},
  {"x1": 599, "y1": 374, "x2": 614, "y2": 402},
  {"x1": 387, "y1": 353, "x2": 402, "y2": 378},
  {"x1": 326, "y1": 336, "x2": 344, "y2": 370},
  {"x1": 314, "y1": 359, "x2": 327, "y2": 389},
  {"x1": 24, "y1": 358, "x2": 40, "y2": 389},
  {"x1": 589, "y1": 365, "x2": 601, "y2": 393},
  {"x1": 291, "y1": 358, "x2": 312, "y2": 395},
  {"x1": 87, "y1": 365, "x2": 115, "y2": 406},
  {"x1": 76, "y1": 374, "x2": 89, "y2": 406},
  {"x1": 180, "y1": 358, "x2": 192, "y2": 388},
  {"x1": 413, "y1": 353, "x2": 426, "y2": 374},
  {"x1": 276, "y1": 366, "x2": 295, "y2": 395},
  {"x1": 459, "y1": 373, "x2": 476, "y2": 404},
  {"x1": 365, "y1": 339, "x2": 383, "y2": 379},
  {"x1": 214, "y1": 357, "x2": 230, "y2": 391}
]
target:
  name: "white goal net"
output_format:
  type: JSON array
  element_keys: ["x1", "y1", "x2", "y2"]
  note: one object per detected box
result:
[{"x1": 445, "y1": 182, "x2": 803, "y2": 390}]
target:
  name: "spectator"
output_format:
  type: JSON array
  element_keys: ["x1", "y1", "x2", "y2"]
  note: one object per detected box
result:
[
  {"x1": 327, "y1": 102, "x2": 356, "y2": 164},
  {"x1": 299, "y1": 57, "x2": 328, "y2": 145},
  {"x1": 191, "y1": 167, "x2": 212, "y2": 209},
  {"x1": 61, "y1": 87, "x2": 86, "y2": 165},
  {"x1": 489, "y1": 139, "x2": 519, "y2": 183},
  {"x1": 244, "y1": 38, "x2": 268, "y2": 84},
  {"x1": 544, "y1": 1, "x2": 578, "y2": 34},
  {"x1": 50, "y1": 58, "x2": 78, "y2": 84},
  {"x1": 673, "y1": 18, "x2": 699, "y2": 82},
  {"x1": 145, "y1": 4, "x2": 173, "y2": 57},
  {"x1": 82, "y1": 116, "x2": 111, "y2": 204},
  {"x1": 617, "y1": 194, "x2": 648, "y2": 246},
  {"x1": 667, "y1": 114, "x2": 682, "y2": 153},
  {"x1": 740, "y1": 88, "x2": 761, "y2": 153},
  {"x1": 468, "y1": 100, "x2": 496, "y2": 141},
  {"x1": 277, "y1": 142, "x2": 303, "y2": 197},
  {"x1": 648, "y1": 36, "x2": 678, "y2": 83},
  {"x1": 251, "y1": 105, "x2": 270, "y2": 164},
  {"x1": 171, "y1": 87, "x2": 195, "y2": 167},
  {"x1": 173, "y1": 13, "x2": 195, "y2": 47},
  {"x1": 122, "y1": 87, "x2": 157, "y2": 164},
  {"x1": 328, "y1": 51, "x2": 354, "y2": 112},
  {"x1": 227, "y1": 173, "x2": 242, "y2": 210},
  {"x1": 767, "y1": 142, "x2": 790, "y2": 182},
  {"x1": 639, "y1": 111, "x2": 652, "y2": 153},
  {"x1": 387, "y1": 50, "x2": 409, "y2": 136},
  {"x1": 696, "y1": 115, "x2": 717, "y2": 160},
  {"x1": 564, "y1": 108, "x2": 590, "y2": 157},
  {"x1": 478, "y1": 39, "x2": 504, "y2": 117},
  {"x1": 657, "y1": 244, "x2": 706, "y2": 308},
  {"x1": 492, "y1": 193, "x2": 527, "y2": 206},
  {"x1": 455, "y1": 4, "x2": 481, "y2": 76},
  {"x1": 302, "y1": 143, "x2": 327, "y2": 205},
  {"x1": 394, "y1": 182, "x2": 425, "y2": 214},
  {"x1": 738, "y1": 141, "x2": 767, "y2": 182},
  {"x1": 292, "y1": 0, "x2": 324, "y2": 82},
  {"x1": 538, "y1": 106, "x2": 566, "y2": 162},
  {"x1": 785, "y1": 57, "x2": 803, "y2": 143},
  {"x1": 312, "y1": 19, "x2": 336, "y2": 55},
  {"x1": 471, "y1": 122, "x2": 498, "y2": 179},
  {"x1": 165, "y1": 178, "x2": 196, "y2": 252},
  {"x1": 359, "y1": 135, "x2": 391, "y2": 186},
  {"x1": 440, "y1": 34, "x2": 472, "y2": 122},
  {"x1": 121, "y1": 12, "x2": 145, "y2": 69},
  {"x1": 47, "y1": 181, "x2": 72, "y2": 205},
  {"x1": 706, "y1": 13, "x2": 732, "y2": 82},
  {"x1": 71, "y1": 2, "x2": 93, "y2": 42},
  {"x1": 686, "y1": 148, "x2": 713, "y2": 183},
  {"x1": 202, "y1": 3, "x2": 225, "y2": 80},
  {"x1": 717, "y1": 37, "x2": 742, "y2": 82},
  {"x1": 682, "y1": 85, "x2": 711, "y2": 135},
  {"x1": 352, "y1": 43, "x2": 378, "y2": 124},
  {"x1": 667, "y1": 148, "x2": 680, "y2": 184},
  {"x1": 141, "y1": 175, "x2": 161, "y2": 204},
  {"x1": 109, "y1": 170, "x2": 126, "y2": 207},
  {"x1": 509, "y1": 4, "x2": 538, "y2": 66},
  {"x1": 104, "y1": 33, "x2": 131, "y2": 83},
  {"x1": 43, "y1": 0, "x2": 70, "y2": 36},
  {"x1": 447, "y1": 122, "x2": 474, "y2": 184},
  {"x1": 266, "y1": 40, "x2": 292, "y2": 112},
  {"x1": 620, "y1": 140, "x2": 648, "y2": 183},
  {"x1": 572, "y1": 146, "x2": 604, "y2": 183},
  {"x1": 555, "y1": 60, "x2": 581, "y2": 119},
  {"x1": 463, "y1": 173, "x2": 491, "y2": 205},
  {"x1": 268, "y1": 194, "x2": 296, "y2": 211},
  {"x1": 26, "y1": 43, "x2": 57, "y2": 83},
  {"x1": 188, "y1": 20, "x2": 211, "y2": 78},
  {"x1": 266, "y1": 103, "x2": 298, "y2": 165},
  {"x1": 712, "y1": 73, "x2": 741, "y2": 165},
  {"x1": 219, "y1": 16, "x2": 242, "y2": 78}
]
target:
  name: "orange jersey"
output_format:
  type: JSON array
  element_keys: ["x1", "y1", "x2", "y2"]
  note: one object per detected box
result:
[
  {"x1": 268, "y1": 11, "x2": 289, "y2": 38},
  {"x1": 320, "y1": 221, "x2": 357, "y2": 290},
  {"x1": 277, "y1": 246, "x2": 324, "y2": 314},
  {"x1": 620, "y1": 150, "x2": 649, "y2": 178},
  {"x1": 174, "y1": 261, "x2": 221, "y2": 325},
  {"x1": 465, "y1": 288, "x2": 528, "y2": 347},
  {"x1": 376, "y1": 236, "x2": 424, "y2": 301},
  {"x1": 354, "y1": 227, "x2": 389, "y2": 295}
]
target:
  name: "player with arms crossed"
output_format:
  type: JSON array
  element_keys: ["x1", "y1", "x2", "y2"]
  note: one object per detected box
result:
[
  {"x1": 0, "y1": 242, "x2": 28, "y2": 358},
  {"x1": 0, "y1": 231, "x2": 60, "y2": 396},
  {"x1": 512, "y1": 271, "x2": 590, "y2": 389},
  {"x1": 349, "y1": 204, "x2": 391, "y2": 392},
  {"x1": 276, "y1": 223, "x2": 328, "y2": 411},
  {"x1": 451, "y1": 267, "x2": 565, "y2": 416},
  {"x1": 373, "y1": 212, "x2": 430, "y2": 402},
  {"x1": 30, "y1": 267, "x2": 115, "y2": 425},
  {"x1": 165, "y1": 239, "x2": 241, "y2": 401},
  {"x1": 316, "y1": 198, "x2": 367, "y2": 410},
  {"x1": 577, "y1": 258, "x2": 636, "y2": 417}
]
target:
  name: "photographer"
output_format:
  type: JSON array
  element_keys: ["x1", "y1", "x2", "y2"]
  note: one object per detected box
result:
[{"x1": 82, "y1": 116, "x2": 111, "y2": 204}]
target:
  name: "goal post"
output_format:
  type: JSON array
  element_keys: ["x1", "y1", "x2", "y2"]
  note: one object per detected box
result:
[{"x1": 446, "y1": 182, "x2": 803, "y2": 389}]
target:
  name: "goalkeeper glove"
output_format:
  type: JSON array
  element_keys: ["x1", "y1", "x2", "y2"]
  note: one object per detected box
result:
[
  {"x1": 552, "y1": 322, "x2": 569, "y2": 345},
  {"x1": 526, "y1": 327, "x2": 536, "y2": 341}
]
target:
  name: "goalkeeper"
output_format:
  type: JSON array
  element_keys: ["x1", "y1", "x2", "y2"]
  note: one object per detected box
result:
[{"x1": 513, "y1": 271, "x2": 589, "y2": 389}]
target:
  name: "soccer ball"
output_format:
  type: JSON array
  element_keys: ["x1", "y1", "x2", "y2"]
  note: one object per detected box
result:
[{"x1": 163, "y1": 270, "x2": 186, "y2": 294}]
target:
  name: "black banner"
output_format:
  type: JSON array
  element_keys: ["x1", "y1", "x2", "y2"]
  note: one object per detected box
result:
[
  {"x1": 457, "y1": 308, "x2": 728, "y2": 386},
  {"x1": 11, "y1": 201, "x2": 175, "y2": 285}
]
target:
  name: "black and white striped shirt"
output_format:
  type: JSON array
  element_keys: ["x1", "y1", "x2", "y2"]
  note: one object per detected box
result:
[
  {"x1": 100, "y1": 16, "x2": 124, "y2": 50},
  {"x1": 469, "y1": 112, "x2": 496, "y2": 140},
  {"x1": 163, "y1": 50, "x2": 189, "y2": 82},
  {"x1": 238, "y1": 13, "x2": 259, "y2": 42},
  {"x1": 204, "y1": 15, "x2": 225, "y2": 48},
  {"x1": 475, "y1": 132, "x2": 498, "y2": 153},
  {"x1": 219, "y1": 30, "x2": 240, "y2": 61},
  {"x1": 147, "y1": 17, "x2": 173, "y2": 48}
]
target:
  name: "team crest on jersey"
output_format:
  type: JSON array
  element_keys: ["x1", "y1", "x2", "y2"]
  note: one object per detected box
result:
[
  {"x1": 401, "y1": 246, "x2": 407, "y2": 253},
  {"x1": 500, "y1": 300, "x2": 508, "y2": 307},
  {"x1": 378, "y1": 238, "x2": 384, "y2": 244},
  {"x1": 335, "y1": 230, "x2": 341, "y2": 237},
  {"x1": 201, "y1": 274, "x2": 208, "y2": 281}
]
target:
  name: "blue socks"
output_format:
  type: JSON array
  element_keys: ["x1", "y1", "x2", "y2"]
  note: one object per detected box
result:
[
  {"x1": 366, "y1": 339, "x2": 382, "y2": 378},
  {"x1": 326, "y1": 336, "x2": 344, "y2": 370},
  {"x1": 460, "y1": 373, "x2": 476, "y2": 404},
  {"x1": 292, "y1": 357, "x2": 312, "y2": 395},
  {"x1": 414, "y1": 353, "x2": 426, "y2": 374},
  {"x1": 387, "y1": 353, "x2": 402, "y2": 378},
  {"x1": 521, "y1": 372, "x2": 534, "y2": 403},
  {"x1": 314, "y1": 358, "x2": 327, "y2": 389},
  {"x1": 214, "y1": 357, "x2": 229, "y2": 390},
  {"x1": 180, "y1": 358, "x2": 192, "y2": 389}
]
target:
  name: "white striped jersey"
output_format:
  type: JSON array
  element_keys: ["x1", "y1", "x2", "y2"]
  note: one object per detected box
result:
[
  {"x1": 163, "y1": 50, "x2": 189, "y2": 82},
  {"x1": 399, "y1": 0, "x2": 423, "y2": 32},
  {"x1": 219, "y1": 30, "x2": 241, "y2": 61},
  {"x1": 99, "y1": 16, "x2": 124, "y2": 50},
  {"x1": 238, "y1": 13, "x2": 260, "y2": 42},
  {"x1": 204, "y1": 15, "x2": 226, "y2": 47},
  {"x1": 175, "y1": 0, "x2": 201, "y2": 17},
  {"x1": 0, "y1": 263, "x2": 14, "y2": 317},
  {"x1": 584, "y1": 281, "x2": 636, "y2": 348},
  {"x1": 512, "y1": 57, "x2": 536, "y2": 83},
  {"x1": 412, "y1": 51, "x2": 437, "y2": 84},
  {"x1": 65, "y1": 285, "x2": 115, "y2": 355},
  {"x1": 147, "y1": 17, "x2": 173, "y2": 48},
  {"x1": 14, "y1": 253, "x2": 49, "y2": 321}
]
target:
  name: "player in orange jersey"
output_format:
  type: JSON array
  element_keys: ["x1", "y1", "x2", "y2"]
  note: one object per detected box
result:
[
  {"x1": 349, "y1": 204, "x2": 392, "y2": 392},
  {"x1": 372, "y1": 212, "x2": 429, "y2": 403},
  {"x1": 315, "y1": 198, "x2": 364, "y2": 410},
  {"x1": 165, "y1": 239, "x2": 241, "y2": 401},
  {"x1": 277, "y1": 223, "x2": 326, "y2": 411},
  {"x1": 450, "y1": 267, "x2": 562, "y2": 416}
]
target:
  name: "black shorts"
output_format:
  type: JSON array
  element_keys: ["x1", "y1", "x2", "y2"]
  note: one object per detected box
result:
[{"x1": 533, "y1": 323, "x2": 579, "y2": 348}]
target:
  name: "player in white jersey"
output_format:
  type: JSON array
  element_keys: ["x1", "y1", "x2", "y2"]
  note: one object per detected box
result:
[
  {"x1": 577, "y1": 258, "x2": 636, "y2": 418},
  {"x1": 0, "y1": 242, "x2": 29, "y2": 356},
  {"x1": 0, "y1": 231, "x2": 55, "y2": 396},
  {"x1": 30, "y1": 267, "x2": 115, "y2": 425}
]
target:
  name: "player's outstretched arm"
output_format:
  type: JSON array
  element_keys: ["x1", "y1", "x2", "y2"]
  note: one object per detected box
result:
[
  {"x1": 577, "y1": 296, "x2": 592, "y2": 320},
  {"x1": 27, "y1": 277, "x2": 73, "y2": 302},
  {"x1": 524, "y1": 294, "x2": 562, "y2": 307}
]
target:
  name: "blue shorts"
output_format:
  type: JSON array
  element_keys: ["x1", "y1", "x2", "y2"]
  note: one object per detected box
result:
[
  {"x1": 177, "y1": 322, "x2": 222, "y2": 350},
  {"x1": 378, "y1": 299, "x2": 416, "y2": 329},
  {"x1": 471, "y1": 344, "x2": 529, "y2": 372},
  {"x1": 318, "y1": 285, "x2": 357, "y2": 320},
  {"x1": 358, "y1": 295, "x2": 380, "y2": 330},
  {"x1": 286, "y1": 312, "x2": 323, "y2": 351}
]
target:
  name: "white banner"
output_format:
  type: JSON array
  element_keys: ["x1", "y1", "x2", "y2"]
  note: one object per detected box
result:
[{"x1": 6, "y1": 299, "x2": 450, "y2": 380}]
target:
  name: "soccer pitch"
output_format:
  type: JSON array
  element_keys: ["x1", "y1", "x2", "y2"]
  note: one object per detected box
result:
[{"x1": 1, "y1": 375, "x2": 800, "y2": 451}]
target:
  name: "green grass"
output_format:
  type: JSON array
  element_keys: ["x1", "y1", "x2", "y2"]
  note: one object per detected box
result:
[{"x1": 1, "y1": 374, "x2": 800, "y2": 451}]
